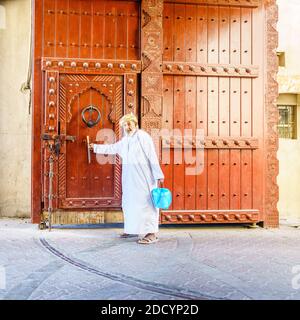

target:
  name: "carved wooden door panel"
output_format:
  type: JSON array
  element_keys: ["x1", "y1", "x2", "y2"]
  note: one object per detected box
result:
[{"x1": 58, "y1": 74, "x2": 123, "y2": 209}]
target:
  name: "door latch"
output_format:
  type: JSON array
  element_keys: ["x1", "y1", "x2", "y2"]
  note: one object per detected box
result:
[{"x1": 42, "y1": 133, "x2": 76, "y2": 156}]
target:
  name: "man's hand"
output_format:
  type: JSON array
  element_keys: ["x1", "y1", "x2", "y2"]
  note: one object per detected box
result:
[
  {"x1": 158, "y1": 179, "x2": 164, "y2": 187},
  {"x1": 89, "y1": 143, "x2": 94, "y2": 151}
]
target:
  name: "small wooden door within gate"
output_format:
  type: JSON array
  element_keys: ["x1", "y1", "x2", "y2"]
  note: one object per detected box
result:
[
  {"x1": 41, "y1": 60, "x2": 140, "y2": 213},
  {"x1": 58, "y1": 74, "x2": 123, "y2": 209}
]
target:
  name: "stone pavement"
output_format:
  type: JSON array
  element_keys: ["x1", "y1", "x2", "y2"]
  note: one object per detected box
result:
[{"x1": 0, "y1": 218, "x2": 300, "y2": 300}]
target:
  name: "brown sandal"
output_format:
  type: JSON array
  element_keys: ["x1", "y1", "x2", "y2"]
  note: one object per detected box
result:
[{"x1": 137, "y1": 235, "x2": 159, "y2": 244}]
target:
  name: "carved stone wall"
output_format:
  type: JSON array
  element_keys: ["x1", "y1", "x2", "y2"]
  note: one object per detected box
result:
[
  {"x1": 140, "y1": 0, "x2": 163, "y2": 132},
  {"x1": 264, "y1": 0, "x2": 279, "y2": 227}
]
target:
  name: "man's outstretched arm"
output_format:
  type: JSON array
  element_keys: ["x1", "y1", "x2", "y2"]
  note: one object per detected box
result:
[{"x1": 90, "y1": 139, "x2": 123, "y2": 156}]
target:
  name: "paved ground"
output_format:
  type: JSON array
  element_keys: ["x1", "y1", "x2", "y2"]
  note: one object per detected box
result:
[{"x1": 0, "y1": 218, "x2": 300, "y2": 300}]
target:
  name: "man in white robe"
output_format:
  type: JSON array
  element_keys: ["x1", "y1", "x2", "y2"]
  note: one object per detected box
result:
[{"x1": 89, "y1": 113, "x2": 164, "y2": 244}]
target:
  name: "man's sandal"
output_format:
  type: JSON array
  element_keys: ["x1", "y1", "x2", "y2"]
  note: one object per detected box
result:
[
  {"x1": 119, "y1": 233, "x2": 138, "y2": 238},
  {"x1": 137, "y1": 236, "x2": 159, "y2": 244}
]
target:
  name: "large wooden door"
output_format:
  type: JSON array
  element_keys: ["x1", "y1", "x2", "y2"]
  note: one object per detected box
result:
[
  {"x1": 139, "y1": 0, "x2": 278, "y2": 227},
  {"x1": 32, "y1": 0, "x2": 279, "y2": 227}
]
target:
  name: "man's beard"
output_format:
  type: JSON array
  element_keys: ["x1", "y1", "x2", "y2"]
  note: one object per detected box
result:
[{"x1": 124, "y1": 126, "x2": 136, "y2": 136}]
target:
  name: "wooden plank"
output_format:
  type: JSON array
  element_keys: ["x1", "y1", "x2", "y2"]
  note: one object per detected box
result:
[
  {"x1": 56, "y1": 0, "x2": 68, "y2": 57},
  {"x1": 241, "y1": 7, "x2": 252, "y2": 65},
  {"x1": 162, "y1": 75, "x2": 174, "y2": 209},
  {"x1": 162, "y1": 76, "x2": 174, "y2": 130},
  {"x1": 207, "y1": 77, "x2": 218, "y2": 136},
  {"x1": 219, "y1": 79, "x2": 229, "y2": 136},
  {"x1": 163, "y1": 3, "x2": 174, "y2": 61},
  {"x1": 173, "y1": 76, "x2": 185, "y2": 210},
  {"x1": 185, "y1": 76, "x2": 197, "y2": 133},
  {"x1": 207, "y1": 76, "x2": 218, "y2": 209},
  {"x1": 219, "y1": 6, "x2": 229, "y2": 64},
  {"x1": 196, "y1": 4, "x2": 208, "y2": 63},
  {"x1": 196, "y1": 3, "x2": 208, "y2": 209},
  {"x1": 241, "y1": 7, "x2": 252, "y2": 136},
  {"x1": 218, "y1": 6, "x2": 230, "y2": 210},
  {"x1": 229, "y1": 149, "x2": 241, "y2": 209},
  {"x1": 185, "y1": 5, "x2": 197, "y2": 62},
  {"x1": 240, "y1": 7, "x2": 253, "y2": 209},
  {"x1": 92, "y1": 0, "x2": 105, "y2": 58},
  {"x1": 196, "y1": 77, "x2": 207, "y2": 135},
  {"x1": 104, "y1": 1, "x2": 116, "y2": 59},
  {"x1": 229, "y1": 6, "x2": 241, "y2": 136},
  {"x1": 174, "y1": 4, "x2": 185, "y2": 61},
  {"x1": 207, "y1": 6, "x2": 218, "y2": 64},
  {"x1": 196, "y1": 76, "x2": 207, "y2": 210},
  {"x1": 230, "y1": 79, "x2": 241, "y2": 136},
  {"x1": 207, "y1": 150, "x2": 219, "y2": 210},
  {"x1": 43, "y1": 0, "x2": 55, "y2": 56},
  {"x1": 241, "y1": 150, "x2": 252, "y2": 209},
  {"x1": 68, "y1": 0, "x2": 80, "y2": 58},
  {"x1": 207, "y1": 4, "x2": 219, "y2": 210},
  {"x1": 162, "y1": 150, "x2": 174, "y2": 210},
  {"x1": 127, "y1": 1, "x2": 140, "y2": 60},
  {"x1": 116, "y1": 3, "x2": 128, "y2": 60},
  {"x1": 80, "y1": 0, "x2": 92, "y2": 58},
  {"x1": 219, "y1": 147, "x2": 230, "y2": 209},
  {"x1": 196, "y1": 150, "x2": 207, "y2": 210},
  {"x1": 184, "y1": 76, "x2": 196, "y2": 209},
  {"x1": 229, "y1": 6, "x2": 241, "y2": 210}
]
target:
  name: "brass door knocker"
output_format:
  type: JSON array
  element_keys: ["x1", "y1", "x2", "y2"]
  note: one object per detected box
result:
[{"x1": 81, "y1": 105, "x2": 101, "y2": 128}]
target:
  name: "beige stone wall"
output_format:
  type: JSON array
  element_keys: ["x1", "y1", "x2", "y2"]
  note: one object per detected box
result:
[
  {"x1": 277, "y1": 0, "x2": 300, "y2": 75},
  {"x1": 277, "y1": 93, "x2": 300, "y2": 222},
  {"x1": 277, "y1": 0, "x2": 300, "y2": 222},
  {"x1": 277, "y1": 0, "x2": 300, "y2": 93},
  {"x1": 0, "y1": 0, "x2": 31, "y2": 217}
]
